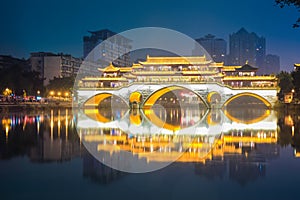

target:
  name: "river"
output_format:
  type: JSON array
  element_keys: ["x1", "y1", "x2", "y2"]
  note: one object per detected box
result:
[{"x1": 0, "y1": 106, "x2": 300, "y2": 200}]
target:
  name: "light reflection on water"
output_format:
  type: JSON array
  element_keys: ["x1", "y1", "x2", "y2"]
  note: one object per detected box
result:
[
  {"x1": 77, "y1": 107, "x2": 279, "y2": 173},
  {"x1": 1, "y1": 107, "x2": 300, "y2": 199}
]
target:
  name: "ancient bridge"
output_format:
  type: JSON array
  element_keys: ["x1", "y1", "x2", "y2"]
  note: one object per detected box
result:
[{"x1": 77, "y1": 82, "x2": 278, "y2": 109}]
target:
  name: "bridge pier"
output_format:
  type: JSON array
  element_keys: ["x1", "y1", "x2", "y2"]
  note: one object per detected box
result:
[
  {"x1": 209, "y1": 103, "x2": 223, "y2": 109},
  {"x1": 129, "y1": 102, "x2": 141, "y2": 109}
]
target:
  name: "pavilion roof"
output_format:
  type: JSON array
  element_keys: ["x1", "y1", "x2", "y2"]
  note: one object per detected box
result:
[
  {"x1": 139, "y1": 55, "x2": 212, "y2": 65},
  {"x1": 132, "y1": 63, "x2": 144, "y2": 69},
  {"x1": 236, "y1": 64, "x2": 258, "y2": 72},
  {"x1": 98, "y1": 63, "x2": 120, "y2": 72},
  {"x1": 221, "y1": 66, "x2": 242, "y2": 71}
]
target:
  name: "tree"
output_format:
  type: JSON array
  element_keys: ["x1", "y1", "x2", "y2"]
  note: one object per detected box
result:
[
  {"x1": 46, "y1": 76, "x2": 75, "y2": 94},
  {"x1": 0, "y1": 64, "x2": 44, "y2": 96},
  {"x1": 277, "y1": 71, "x2": 294, "y2": 100},
  {"x1": 275, "y1": 0, "x2": 300, "y2": 28},
  {"x1": 291, "y1": 70, "x2": 300, "y2": 99}
]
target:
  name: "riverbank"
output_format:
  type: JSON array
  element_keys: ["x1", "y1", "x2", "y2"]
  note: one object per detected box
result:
[{"x1": 0, "y1": 101, "x2": 74, "y2": 113}]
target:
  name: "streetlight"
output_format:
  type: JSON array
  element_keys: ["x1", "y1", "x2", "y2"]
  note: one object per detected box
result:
[
  {"x1": 22, "y1": 89, "x2": 26, "y2": 98},
  {"x1": 36, "y1": 90, "x2": 41, "y2": 102},
  {"x1": 50, "y1": 91, "x2": 54, "y2": 96},
  {"x1": 3, "y1": 88, "x2": 12, "y2": 96},
  {"x1": 57, "y1": 92, "x2": 61, "y2": 100}
]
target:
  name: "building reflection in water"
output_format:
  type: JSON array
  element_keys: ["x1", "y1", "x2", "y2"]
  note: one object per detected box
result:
[
  {"x1": 83, "y1": 153, "x2": 126, "y2": 184},
  {"x1": 78, "y1": 105, "x2": 280, "y2": 182},
  {"x1": 0, "y1": 109, "x2": 82, "y2": 162},
  {"x1": 79, "y1": 107, "x2": 277, "y2": 158},
  {"x1": 1, "y1": 106, "x2": 300, "y2": 185}
]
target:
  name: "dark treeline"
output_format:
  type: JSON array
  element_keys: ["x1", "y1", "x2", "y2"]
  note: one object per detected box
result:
[
  {"x1": 0, "y1": 64, "x2": 75, "y2": 96},
  {"x1": 46, "y1": 76, "x2": 75, "y2": 96},
  {"x1": 277, "y1": 69, "x2": 300, "y2": 101},
  {"x1": 0, "y1": 64, "x2": 43, "y2": 96}
]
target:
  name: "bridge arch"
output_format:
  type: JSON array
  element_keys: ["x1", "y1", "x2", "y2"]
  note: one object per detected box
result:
[
  {"x1": 223, "y1": 109, "x2": 270, "y2": 124},
  {"x1": 223, "y1": 92, "x2": 272, "y2": 108},
  {"x1": 143, "y1": 85, "x2": 209, "y2": 109},
  {"x1": 83, "y1": 93, "x2": 129, "y2": 108},
  {"x1": 143, "y1": 108, "x2": 181, "y2": 131},
  {"x1": 129, "y1": 109, "x2": 143, "y2": 126},
  {"x1": 207, "y1": 91, "x2": 221, "y2": 105},
  {"x1": 142, "y1": 107, "x2": 208, "y2": 132},
  {"x1": 83, "y1": 108, "x2": 111, "y2": 123}
]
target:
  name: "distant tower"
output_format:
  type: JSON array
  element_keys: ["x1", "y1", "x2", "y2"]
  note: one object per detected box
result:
[
  {"x1": 263, "y1": 54, "x2": 280, "y2": 75},
  {"x1": 229, "y1": 28, "x2": 266, "y2": 69},
  {"x1": 195, "y1": 34, "x2": 227, "y2": 63},
  {"x1": 83, "y1": 29, "x2": 132, "y2": 67}
]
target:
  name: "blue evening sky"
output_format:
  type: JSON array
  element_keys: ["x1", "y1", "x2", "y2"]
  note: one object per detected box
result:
[{"x1": 0, "y1": 0, "x2": 299, "y2": 71}]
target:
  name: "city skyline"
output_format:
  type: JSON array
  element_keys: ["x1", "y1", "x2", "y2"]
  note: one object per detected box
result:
[{"x1": 0, "y1": 0, "x2": 299, "y2": 71}]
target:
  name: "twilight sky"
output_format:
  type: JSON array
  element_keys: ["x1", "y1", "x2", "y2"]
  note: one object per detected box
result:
[{"x1": 0, "y1": 0, "x2": 299, "y2": 71}]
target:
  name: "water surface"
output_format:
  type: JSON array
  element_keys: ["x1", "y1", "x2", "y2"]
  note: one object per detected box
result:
[{"x1": 1, "y1": 107, "x2": 300, "y2": 200}]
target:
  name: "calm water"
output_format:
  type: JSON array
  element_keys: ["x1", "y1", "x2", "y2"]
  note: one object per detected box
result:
[{"x1": 1, "y1": 107, "x2": 300, "y2": 200}]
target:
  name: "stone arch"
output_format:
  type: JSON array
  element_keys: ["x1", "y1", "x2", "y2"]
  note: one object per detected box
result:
[
  {"x1": 207, "y1": 91, "x2": 221, "y2": 104},
  {"x1": 223, "y1": 109, "x2": 270, "y2": 124},
  {"x1": 223, "y1": 92, "x2": 272, "y2": 108},
  {"x1": 143, "y1": 85, "x2": 208, "y2": 109},
  {"x1": 83, "y1": 93, "x2": 128, "y2": 108},
  {"x1": 83, "y1": 108, "x2": 111, "y2": 123}
]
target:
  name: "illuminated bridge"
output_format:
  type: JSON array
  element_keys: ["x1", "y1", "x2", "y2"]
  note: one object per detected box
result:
[
  {"x1": 76, "y1": 56, "x2": 278, "y2": 109},
  {"x1": 77, "y1": 82, "x2": 277, "y2": 109}
]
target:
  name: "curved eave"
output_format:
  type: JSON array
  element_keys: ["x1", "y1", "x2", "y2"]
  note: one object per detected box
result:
[
  {"x1": 181, "y1": 71, "x2": 219, "y2": 75},
  {"x1": 132, "y1": 71, "x2": 177, "y2": 75},
  {"x1": 139, "y1": 62, "x2": 213, "y2": 65},
  {"x1": 123, "y1": 73, "x2": 137, "y2": 79},
  {"x1": 119, "y1": 68, "x2": 132, "y2": 73},
  {"x1": 82, "y1": 77, "x2": 128, "y2": 81},
  {"x1": 98, "y1": 64, "x2": 120, "y2": 72},
  {"x1": 223, "y1": 76, "x2": 277, "y2": 81},
  {"x1": 98, "y1": 69, "x2": 120, "y2": 73},
  {"x1": 132, "y1": 63, "x2": 144, "y2": 69},
  {"x1": 222, "y1": 66, "x2": 242, "y2": 72}
]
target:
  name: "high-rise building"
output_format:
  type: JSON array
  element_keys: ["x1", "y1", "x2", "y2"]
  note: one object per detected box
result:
[
  {"x1": 83, "y1": 29, "x2": 131, "y2": 67},
  {"x1": 229, "y1": 28, "x2": 266, "y2": 69},
  {"x1": 263, "y1": 54, "x2": 280, "y2": 75},
  {"x1": 195, "y1": 34, "x2": 226, "y2": 63},
  {"x1": 30, "y1": 52, "x2": 82, "y2": 86}
]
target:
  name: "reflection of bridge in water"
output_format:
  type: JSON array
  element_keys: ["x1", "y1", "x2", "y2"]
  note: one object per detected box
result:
[{"x1": 77, "y1": 107, "x2": 277, "y2": 167}]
